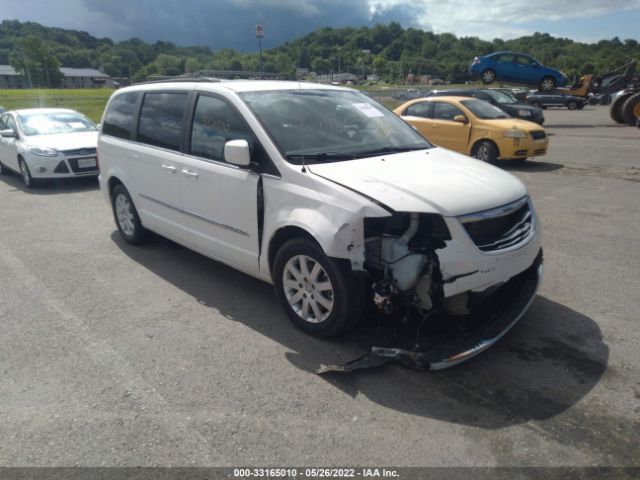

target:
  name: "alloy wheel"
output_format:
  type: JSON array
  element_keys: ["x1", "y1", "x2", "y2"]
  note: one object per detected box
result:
[
  {"x1": 115, "y1": 193, "x2": 135, "y2": 236},
  {"x1": 282, "y1": 254, "x2": 334, "y2": 324}
]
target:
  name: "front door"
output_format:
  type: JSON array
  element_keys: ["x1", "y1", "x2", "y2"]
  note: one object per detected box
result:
[
  {"x1": 0, "y1": 114, "x2": 20, "y2": 171},
  {"x1": 427, "y1": 101, "x2": 471, "y2": 152},
  {"x1": 179, "y1": 93, "x2": 261, "y2": 273}
]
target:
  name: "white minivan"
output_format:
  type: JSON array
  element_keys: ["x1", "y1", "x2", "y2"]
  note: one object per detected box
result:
[{"x1": 98, "y1": 80, "x2": 542, "y2": 370}]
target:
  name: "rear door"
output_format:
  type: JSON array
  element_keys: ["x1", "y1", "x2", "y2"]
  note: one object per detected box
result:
[
  {"x1": 179, "y1": 93, "x2": 262, "y2": 273},
  {"x1": 128, "y1": 91, "x2": 190, "y2": 239}
]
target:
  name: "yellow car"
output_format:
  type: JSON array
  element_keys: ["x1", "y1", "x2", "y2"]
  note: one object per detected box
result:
[{"x1": 394, "y1": 96, "x2": 548, "y2": 162}]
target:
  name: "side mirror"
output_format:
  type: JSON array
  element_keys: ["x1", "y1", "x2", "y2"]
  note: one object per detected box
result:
[
  {"x1": 224, "y1": 139, "x2": 251, "y2": 167},
  {"x1": 0, "y1": 129, "x2": 17, "y2": 138},
  {"x1": 453, "y1": 115, "x2": 468, "y2": 124}
]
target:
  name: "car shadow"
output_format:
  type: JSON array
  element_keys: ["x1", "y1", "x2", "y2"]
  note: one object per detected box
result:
[
  {"x1": 499, "y1": 160, "x2": 564, "y2": 173},
  {"x1": 0, "y1": 169, "x2": 99, "y2": 194},
  {"x1": 111, "y1": 232, "x2": 608, "y2": 432}
]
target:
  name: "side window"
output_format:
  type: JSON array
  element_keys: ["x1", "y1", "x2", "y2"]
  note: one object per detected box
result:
[
  {"x1": 496, "y1": 54, "x2": 515, "y2": 63},
  {"x1": 190, "y1": 95, "x2": 253, "y2": 163},
  {"x1": 517, "y1": 56, "x2": 534, "y2": 66},
  {"x1": 0, "y1": 114, "x2": 7, "y2": 130},
  {"x1": 137, "y1": 92, "x2": 188, "y2": 151},
  {"x1": 102, "y1": 92, "x2": 139, "y2": 140},
  {"x1": 433, "y1": 102, "x2": 464, "y2": 121},
  {"x1": 5, "y1": 115, "x2": 17, "y2": 132},
  {"x1": 405, "y1": 102, "x2": 432, "y2": 118}
]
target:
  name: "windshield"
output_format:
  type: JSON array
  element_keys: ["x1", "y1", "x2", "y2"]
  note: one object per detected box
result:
[
  {"x1": 485, "y1": 90, "x2": 517, "y2": 104},
  {"x1": 18, "y1": 112, "x2": 97, "y2": 136},
  {"x1": 240, "y1": 89, "x2": 432, "y2": 164},
  {"x1": 461, "y1": 99, "x2": 511, "y2": 119}
]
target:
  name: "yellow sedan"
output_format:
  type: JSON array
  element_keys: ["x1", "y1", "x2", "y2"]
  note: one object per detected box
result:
[{"x1": 394, "y1": 96, "x2": 548, "y2": 162}]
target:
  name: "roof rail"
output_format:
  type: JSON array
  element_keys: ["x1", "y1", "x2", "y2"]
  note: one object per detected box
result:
[{"x1": 136, "y1": 77, "x2": 223, "y2": 85}]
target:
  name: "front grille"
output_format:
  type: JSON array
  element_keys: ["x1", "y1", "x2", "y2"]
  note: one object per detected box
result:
[
  {"x1": 67, "y1": 157, "x2": 98, "y2": 174},
  {"x1": 460, "y1": 197, "x2": 533, "y2": 252},
  {"x1": 61, "y1": 148, "x2": 97, "y2": 157},
  {"x1": 530, "y1": 131, "x2": 546, "y2": 140}
]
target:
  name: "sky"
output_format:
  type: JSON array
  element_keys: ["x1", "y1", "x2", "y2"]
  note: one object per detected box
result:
[{"x1": 1, "y1": 0, "x2": 639, "y2": 51}]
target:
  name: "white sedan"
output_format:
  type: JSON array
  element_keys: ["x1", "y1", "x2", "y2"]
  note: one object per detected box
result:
[{"x1": 0, "y1": 108, "x2": 99, "y2": 188}]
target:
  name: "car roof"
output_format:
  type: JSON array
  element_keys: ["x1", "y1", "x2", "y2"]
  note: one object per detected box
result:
[
  {"x1": 116, "y1": 80, "x2": 350, "y2": 95},
  {"x1": 8, "y1": 108, "x2": 80, "y2": 116}
]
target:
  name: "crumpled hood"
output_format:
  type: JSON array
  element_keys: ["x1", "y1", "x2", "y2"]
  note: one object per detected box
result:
[
  {"x1": 24, "y1": 131, "x2": 98, "y2": 152},
  {"x1": 308, "y1": 148, "x2": 527, "y2": 217}
]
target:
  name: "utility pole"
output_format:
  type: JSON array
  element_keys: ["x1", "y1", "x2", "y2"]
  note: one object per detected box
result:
[{"x1": 256, "y1": 24, "x2": 264, "y2": 79}]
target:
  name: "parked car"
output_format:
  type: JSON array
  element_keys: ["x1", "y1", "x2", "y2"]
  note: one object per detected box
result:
[
  {"x1": 424, "y1": 88, "x2": 545, "y2": 124},
  {"x1": 0, "y1": 108, "x2": 99, "y2": 187},
  {"x1": 469, "y1": 51, "x2": 567, "y2": 91},
  {"x1": 526, "y1": 92, "x2": 586, "y2": 110},
  {"x1": 98, "y1": 81, "x2": 542, "y2": 369},
  {"x1": 394, "y1": 96, "x2": 548, "y2": 162}
]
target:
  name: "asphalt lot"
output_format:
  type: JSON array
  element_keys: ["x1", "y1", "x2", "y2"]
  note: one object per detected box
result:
[{"x1": 0, "y1": 106, "x2": 638, "y2": 467}]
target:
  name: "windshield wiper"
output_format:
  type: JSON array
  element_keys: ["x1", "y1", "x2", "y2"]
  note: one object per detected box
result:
[
  {"x1": 285, "y1": 152, "x2": 356, "y2": 161},
  {"x1": 352, "y1": 146, "x2": 428, "y2": 158}
]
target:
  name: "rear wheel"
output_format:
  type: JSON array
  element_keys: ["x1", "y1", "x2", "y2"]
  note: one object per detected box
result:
[
  {"x1": 473, "y1": 140, "x2": 498, "y2": 163},
  {"x1": 610, "y1": 92, "x2": 634, "y2": 124},
  {"x1": 111, "y1": 184, "x2": 149, "y2": 244},
  {"x1": 621, "y1": 92, "x2": 640, "y2": 126},
  {"x1": 539, "y1": 76, "x2": 556, "y2": 92},
  {"x1": 481, "y1": 69, "x2": 495, "y2": 84},
  {"x1": 273, "y1": 238, "x2": 364, "y2": 338},
  {"x1": 567, "y1": 100, "x2": 578, "y2": 110}
]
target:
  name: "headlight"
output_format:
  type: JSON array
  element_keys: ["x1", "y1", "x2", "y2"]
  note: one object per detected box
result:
[
  {"x1": 503, "y1": 129, "x2": 527, "y2": 138},
  {"x1": 29, "y1": 146, "x2": 58, "y2": 157},
  {"x1": 517, "y1": 109, "x2": 531, "y2": 117}
]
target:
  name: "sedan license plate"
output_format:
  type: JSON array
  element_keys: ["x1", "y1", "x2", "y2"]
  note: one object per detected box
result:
[{"x1": 77, "y1": 157, "x2": 97, "y2": 168}]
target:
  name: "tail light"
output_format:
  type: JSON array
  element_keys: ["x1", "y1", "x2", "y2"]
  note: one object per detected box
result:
[{"x1": 473, "y1": 57, "x2": 480, "y2": 64}]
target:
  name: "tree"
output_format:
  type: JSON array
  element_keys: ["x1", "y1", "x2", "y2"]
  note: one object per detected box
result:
[{"x1": 10, "y1": 35, "x2": 63, "y2": 87}]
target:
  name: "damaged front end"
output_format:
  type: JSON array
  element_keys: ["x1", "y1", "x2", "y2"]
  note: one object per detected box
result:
[{"x1": 317, "y1": 204, "x2": 543, "y2": 374}]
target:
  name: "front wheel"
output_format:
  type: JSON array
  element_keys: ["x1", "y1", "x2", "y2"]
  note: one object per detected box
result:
[
  {"x1": 473, "y1": 140, "x2": 498, "y2": 163},
  {"x1": 481, "y1": 69, "x2": 496, "y2": 84},
  {"x1": 19, "y1": 158, "x2": 36, "y2": 188},
  {"x1": 111, "y1": 184, "x2": 149, "y2": 244},
  {"x1": 273, "y1": 238, "x2": 364, "y2": 338}
]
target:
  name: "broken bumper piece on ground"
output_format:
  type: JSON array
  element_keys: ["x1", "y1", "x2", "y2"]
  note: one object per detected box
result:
[{"x1": 316, "y1": 252, "x2": 543, "y2": 374}]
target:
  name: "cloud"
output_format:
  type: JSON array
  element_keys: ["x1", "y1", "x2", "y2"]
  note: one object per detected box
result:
[
  {"x1": 0, "y1": 0, "x2": 638, "y2": 50},
  {"x1": 370, "y1": 0, "x2": 640, "y2": 39}
]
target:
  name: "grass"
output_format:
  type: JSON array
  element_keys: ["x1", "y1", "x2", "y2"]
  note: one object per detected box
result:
[{"x1": 0, "y1": 89, "x2": 115, "y2": 123}]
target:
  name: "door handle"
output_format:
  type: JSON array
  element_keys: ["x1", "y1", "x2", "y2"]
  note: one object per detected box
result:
[
  {"x1": 181, "y1": 169, "x2": 199, "y2": 179},
  {"x1": 161, "y1": 164, "x2": 177, "y2": 173}
]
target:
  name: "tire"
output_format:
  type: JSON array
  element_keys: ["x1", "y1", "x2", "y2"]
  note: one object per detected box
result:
[
  {"x1": 0, "y1": 160, "x2": 7, "y2": 175},
  {"x1": 539, "y1": 76, "x2": 556, "y2": 92},
  {"x1": 577, "y1": 103, "x2": 585, "y2": 110},
  {"x1": 111, "y1": 183, "x2": 149, "y2": 245},
  {"x1": 473, "y1": 140, "x2": 498, "y2": 163},
  {"x1": 480, "y1": 69, "x2": 495, "y2": 85},
  {"x1": 567, "y1": 100, "x2": 577, "y2": 110},
  {"x1": 273, "y1": 238, "x2": 364, "y2": 338},
  {"x1": 621, "y1": 92, "x2": 640, "y2": 126},
  {"x1": 19, "y1": 158, "x2": 36, "y2": 188},
  {"x1": 610, "y1": 92, "x2": 634, "y2": 124}
]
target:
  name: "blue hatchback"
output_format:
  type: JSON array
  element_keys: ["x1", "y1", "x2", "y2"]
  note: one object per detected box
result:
[{"x1": 469, "y1": 51, "x2": 567, "y2": 91}]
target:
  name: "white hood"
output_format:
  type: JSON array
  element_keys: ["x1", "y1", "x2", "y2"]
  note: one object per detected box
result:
[
  {"x1": 308, "y1": 148, "x2": 527, "y2": 217},
  {"x1": 25, "y1": 131, "x2": 98, "y2": 152}
]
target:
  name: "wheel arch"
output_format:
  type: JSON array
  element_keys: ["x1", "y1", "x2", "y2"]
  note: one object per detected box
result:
[
  {"x1": 471, "y1": 138, "x2": 500, "y2": 158},
  {"x1": 268, "y1": 226, "x2": 322, "y2": 275}
]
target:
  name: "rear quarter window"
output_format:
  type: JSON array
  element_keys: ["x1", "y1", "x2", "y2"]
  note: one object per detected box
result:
[
  {"x1": 102, "y1": 92, "x2": 140, "y2": 140},
  {"x1": 137, "y1": 92, "x2": 188, "y2": 151}
]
